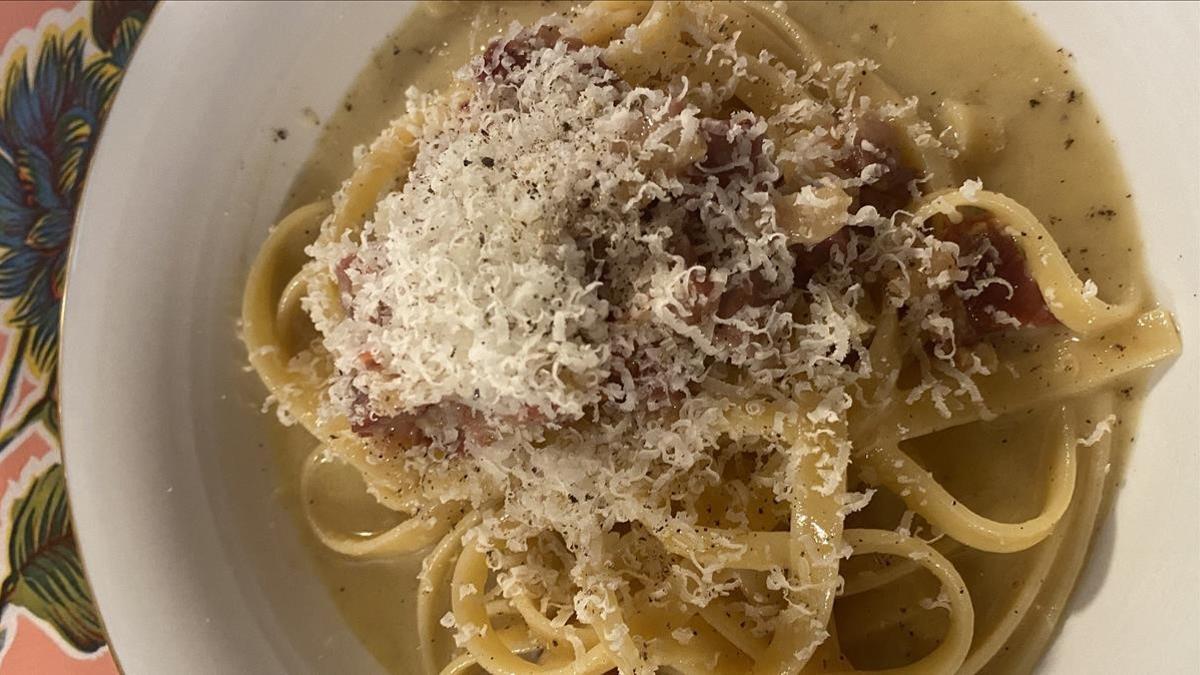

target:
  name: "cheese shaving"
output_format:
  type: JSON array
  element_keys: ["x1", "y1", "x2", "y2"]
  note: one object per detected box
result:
[{"x1": 292, "y1": 13, "x2": 1038, "y2": 669}]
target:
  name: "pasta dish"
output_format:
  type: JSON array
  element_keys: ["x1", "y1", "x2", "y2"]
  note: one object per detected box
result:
[{"x1": 241, "y1": 2, "x2": 1180, "y2": 673}]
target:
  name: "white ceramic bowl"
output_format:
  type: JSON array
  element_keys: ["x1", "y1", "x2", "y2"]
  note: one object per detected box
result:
[{"x1": 61, "y1": 1, "x2": 1199, "y2": 673}]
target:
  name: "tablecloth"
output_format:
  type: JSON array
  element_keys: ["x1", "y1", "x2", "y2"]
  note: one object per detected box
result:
[{"x1": 0, "y1": 1, "x2": 154, "y2": 672}]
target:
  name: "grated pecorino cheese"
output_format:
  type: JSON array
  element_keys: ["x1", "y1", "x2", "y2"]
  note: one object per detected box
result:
[{"x1": 298, "y1": 13, "x2": 1004, "y2": 661}]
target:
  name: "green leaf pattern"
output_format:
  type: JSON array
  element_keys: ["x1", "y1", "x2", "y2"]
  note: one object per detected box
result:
[{"x1": 0, "y1": 464, "x2": 103, "y2": 653}]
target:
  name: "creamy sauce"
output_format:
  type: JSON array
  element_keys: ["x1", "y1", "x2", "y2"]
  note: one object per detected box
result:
[{"x1": 275, "y1": 2, "x2": 1152, "y2": 672}]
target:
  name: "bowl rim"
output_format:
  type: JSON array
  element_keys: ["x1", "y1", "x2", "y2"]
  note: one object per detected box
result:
[{"x1": 54, "y1": 3, "x2": 166, "y2": 672}]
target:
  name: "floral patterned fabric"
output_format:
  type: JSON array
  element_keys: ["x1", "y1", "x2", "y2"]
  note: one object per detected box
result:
[{"x1": 0, "y1": 1, "x2": 153, "y2": 671}]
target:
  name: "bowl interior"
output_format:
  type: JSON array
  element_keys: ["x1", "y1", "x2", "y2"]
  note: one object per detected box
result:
[{"x1": 61, "y1": 1, "x2": 1198, "y2": 673}]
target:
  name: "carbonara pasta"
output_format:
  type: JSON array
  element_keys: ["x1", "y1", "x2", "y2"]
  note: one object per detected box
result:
[{"x1": 241, "y1": 2, "x2": 1180, "y2": 673}]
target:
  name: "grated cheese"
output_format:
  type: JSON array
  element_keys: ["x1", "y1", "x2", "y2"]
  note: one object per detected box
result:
[
  {"x1": 297, "y1": 13, "x2": 1027, "y2": 665},
  {"x1": 1078, "y1": 414, "x2": 1117, "y2": 448}
]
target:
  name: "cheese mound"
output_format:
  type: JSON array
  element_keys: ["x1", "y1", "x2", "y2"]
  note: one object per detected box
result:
[
  {"x1": 300, "y1": 17, "x2": 999, "y2": 658},
  {"x1": 308, "y1": 24, "x2": 970, "y2": 438}
]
